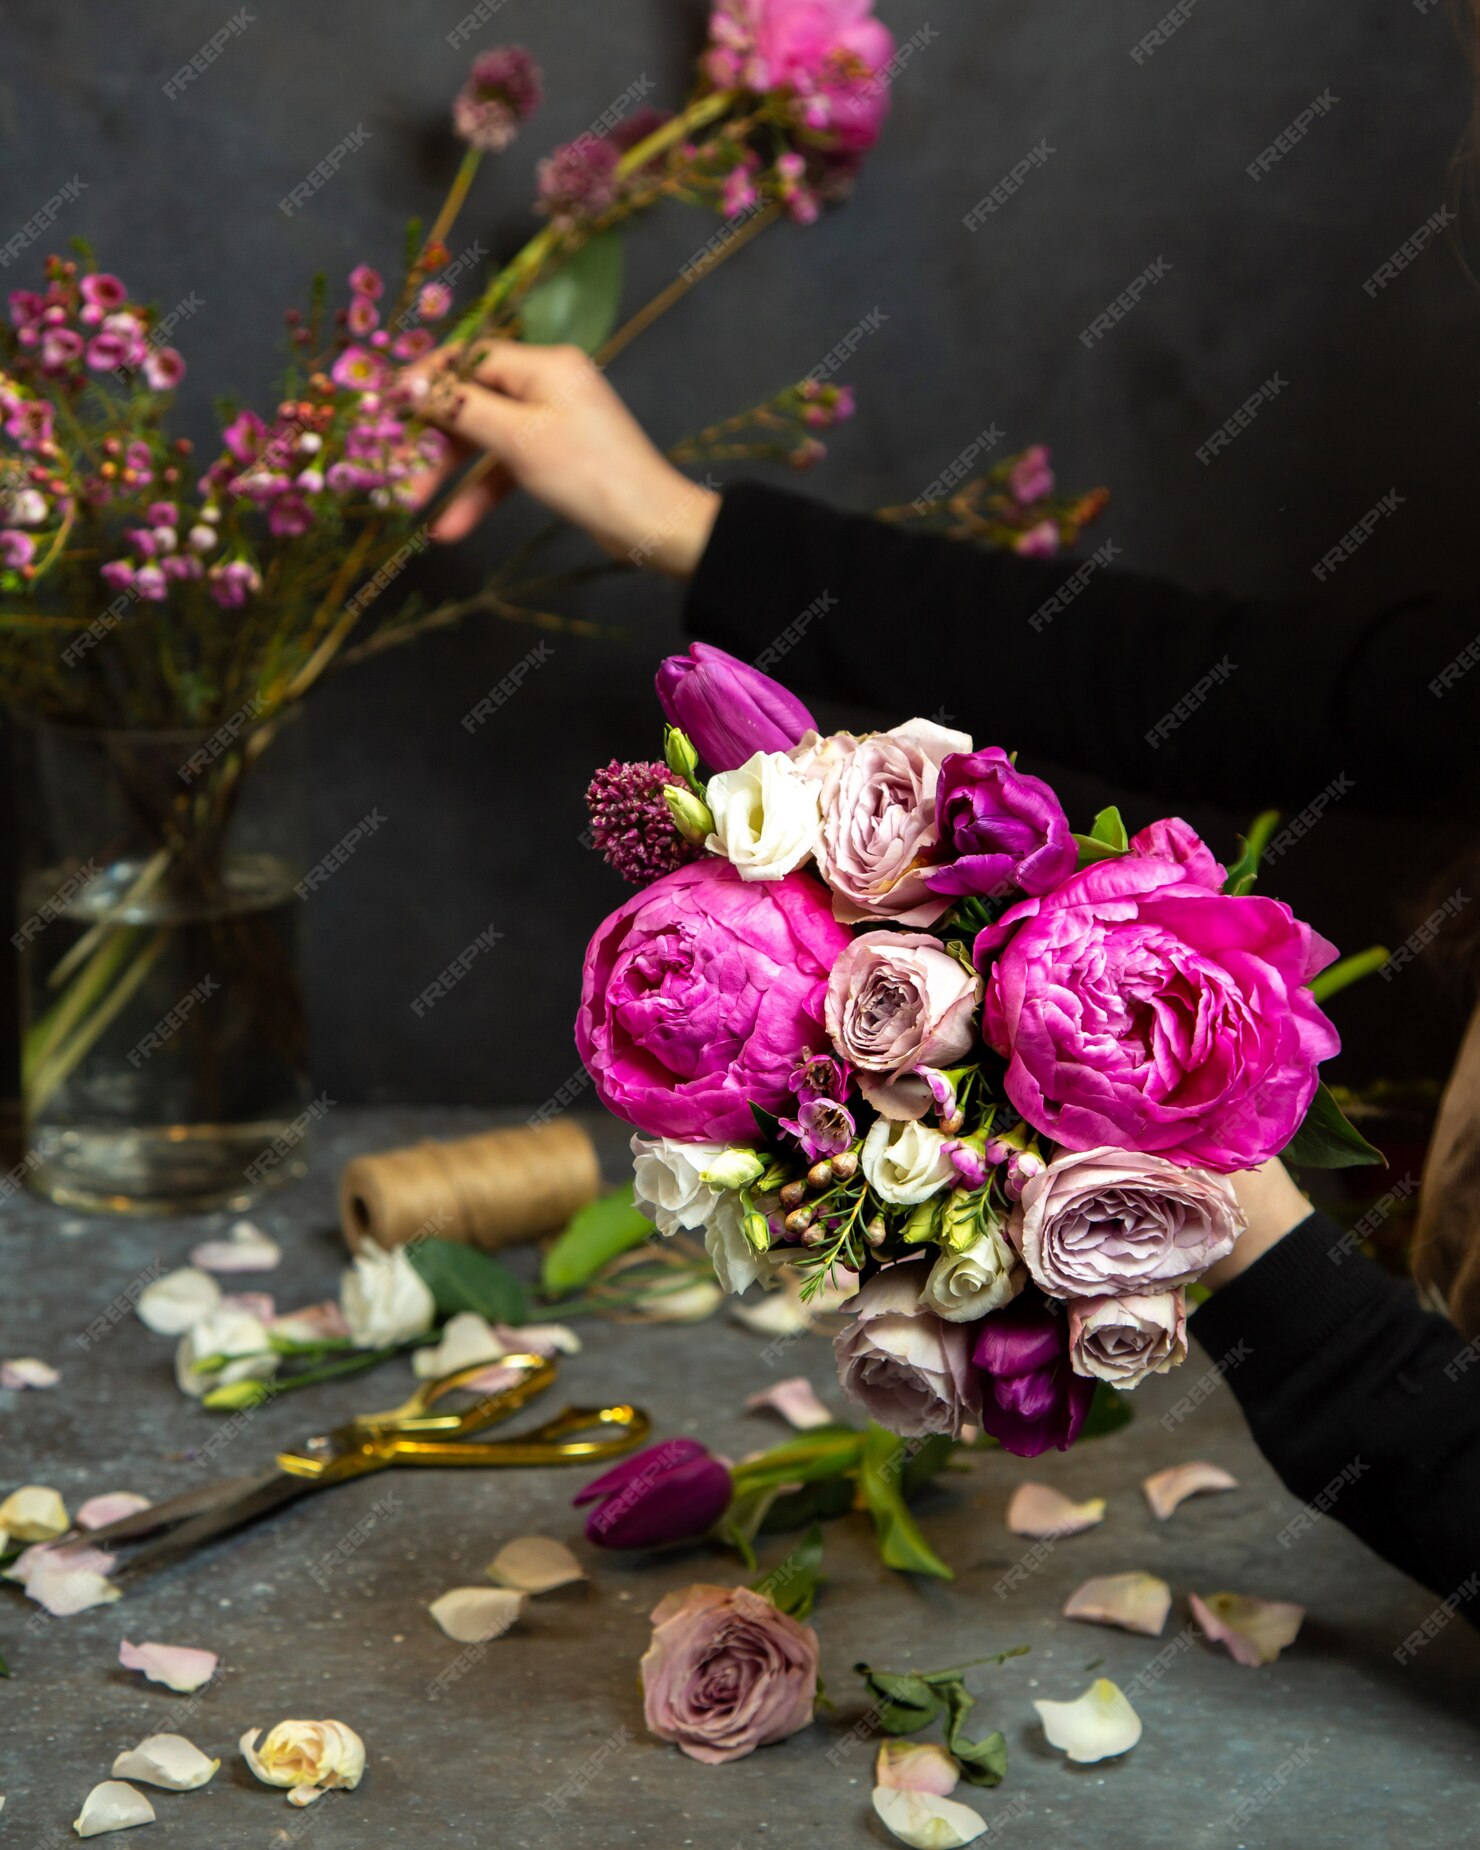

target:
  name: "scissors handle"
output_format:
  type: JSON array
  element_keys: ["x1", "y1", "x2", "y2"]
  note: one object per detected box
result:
[{"x1": 379, "y1": 1401, "x2": 651, "y2": 1467}]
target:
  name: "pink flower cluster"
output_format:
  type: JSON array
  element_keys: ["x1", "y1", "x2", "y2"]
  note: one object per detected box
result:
[{"x1": 707, "y1": 0, "x2": 896, "y2": 154}]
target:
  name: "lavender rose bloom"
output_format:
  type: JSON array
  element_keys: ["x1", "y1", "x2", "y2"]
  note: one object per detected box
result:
[
  {"x1": 825, "y1": 931, "x2": 982, "y2": 1119},
  {"x1": 578, "y1": 859, "x2": 850, "y2": 1142},
  {"x1": 641, "y1": 1583, "x2": 820, "y2": 1764},
  {"x1": 1067, "y1": 1290, "x2": 1187, "y2": 1389},
  {"x1": 972, "y1": 1294, "x2": 1096, "y2": 1457},
  {"x1": 833, "y1": 1263, "x2": 979, "y2": 1437},
  {"x1": 976, "y1": 854, "x2": 1341, "y2": 1171},
  {"x1": 923, "y1": 747, "x2": 1077, "y2": 899},
  {"x1": 813, "y1": 718, "x2": 971, "y2": 926},
  {"x1": 656, "y1": 643, "x2": 816, "y2": 773},
  {"x1": 1011, "y1": 1148, "x2": 1244, "y2": 1298}
]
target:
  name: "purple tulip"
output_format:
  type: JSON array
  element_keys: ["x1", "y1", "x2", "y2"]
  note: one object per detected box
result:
[
  {"x1": 573, "y1": 1438, "x2": 732, "y2": 1549},
  {"x1": 923, "y1": 747, "x2": 1078, "y2": 899},
  {"x1": 655, "y1": 643, "x2": 816, "y2": 773},
  {"x1": 971, "y1": 1295, "x2": 1096, "y2": 1457}
]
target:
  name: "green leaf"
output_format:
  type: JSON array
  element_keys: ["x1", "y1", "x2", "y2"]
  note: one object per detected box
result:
[
  {"x1": 541, "y1": 1184, "x2": 652, "y2": 1296},
  {"x1": 1224, "y1": 809, "x2": 1281, "y2": 895},
  {"x1": 1281, "y1": 1081, "x2": 1386, "y2": 1169},
  {"x1": 952, "y1": 1726, "x2": 1009, "y2": 1787},
  {"x1": 406, "y1": 1237, "x2": 528, "y2": 1325},
  {"x1": 900, "y1": 1432, "x2": 957, "y2": 1502},
  {"x1": 1088, "y1": 806, "x2": 1129, "y2": 851},
  {"x1": 1308, "y1": 945, "x2": 1390, "y2": 1005},
  {"x1": 857, "y1": 1426, "x2": 954, "y2": 1580},
  {"x1": 520, "y1": 229, "x2": 625, "y2": 352},
  {"x1": 0, "y1": 1641, "x2": 9, "y2": 1676},
  {"x1": 1078, "y1": 1381, "x2": 1134, "y2": 1440},
  {"x1": 854, "y1": 1665, "x2": 947, "y2": 1734},
  {"x1": 753, "y1": 1523, "x2": 824, "y2": 1620},
  {"x1": 727, "y1": 1425, "x2": 867, "y2": 1499},
  {"x1": 758, "y1": 1474, "x2": 856, "y2": 1533}
]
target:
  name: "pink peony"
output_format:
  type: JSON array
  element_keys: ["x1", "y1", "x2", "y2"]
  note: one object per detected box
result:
[
  {"x1": 1128, "y1": 816, "x2": 1225, "y2": 890},
  {"x1": 710, "y1": 0, "x2": 896, "y2": 152},
  {"x1": 577, "y1": 858, "x2": 849, "y2": 1141},
  {"x1": 641, "y1": 1584, "x2": 819, "y2": 1764},
  {"x1": 976, "y1": 856, "x2": 1340, "y2": 1171}
]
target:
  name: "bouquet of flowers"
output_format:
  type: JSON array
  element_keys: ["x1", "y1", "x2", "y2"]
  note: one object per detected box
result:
[{"x1": 577, "y1": 648, "x2": 1381, "y2": 1456}]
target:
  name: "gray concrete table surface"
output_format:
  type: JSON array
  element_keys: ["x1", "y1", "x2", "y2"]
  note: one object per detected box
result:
[{"x1": 1, "y1": 1106, "x2": 1476, "y2": 1850}]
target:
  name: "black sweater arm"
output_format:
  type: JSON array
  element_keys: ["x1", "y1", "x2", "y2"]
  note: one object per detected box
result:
[
  {"x1": 1190, "y1": 1213, "x2": 1480, "y2": 1611},
  {"x1": 683, "y1": 481, "x2": 1480, "y2": 817}
]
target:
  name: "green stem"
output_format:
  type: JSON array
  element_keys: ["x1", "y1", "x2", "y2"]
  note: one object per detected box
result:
[{"x1": 25, "y1": 927, "x2": 169, "y2": 1115}]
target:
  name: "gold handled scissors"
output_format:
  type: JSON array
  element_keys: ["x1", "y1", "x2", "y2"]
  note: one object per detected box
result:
[{"x1": 74, "y1": 1354, "x2": 648, "y2": 1592}]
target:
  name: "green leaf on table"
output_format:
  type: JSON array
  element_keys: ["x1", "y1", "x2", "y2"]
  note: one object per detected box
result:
[
  {"x1": 1308, "y1": 945, "x2": 1390, "y2": 1005},
  {"x1": 854, "y1": 1665, "x2": 947, "y2": 1735},
  {"x1": 857, "y1": 1426, "x2": 954, "y2": 1580},
  {"x1": 900, "y1": 1432, "x2": 957, "y2": 1502},
  {"x1": 951, "y1": 1721, "x2": 1009, "y2": 1788},
  {"x1": 1281, "y1": 1081, "x2": 1386, "y2": 1169},
  {"x1": 727, "y1": 1425, "x2": 867, "y2": 1499},
  {"x1": 541, "y1": 1183, "x2": 652, "y2": 1296},
  {"x1": 759, "y1": 1474, "x2": 857, "y2": 1534},
  {"x1": 1078, "y1": 1381, "x2": 1134, "y2": 1441},
  {"x1": 406, "y1": 1237, "x2": 528, "y2": 1325},
  {"x1": 752, "y1": 1523, "x2": 825, "y2": 1620},
  {"x1": 1224, "y1": 808, "x2": 1281, "y2": 895},
  {"x1": 520, "y1": 229, "x2": 625, "y2": 353}
]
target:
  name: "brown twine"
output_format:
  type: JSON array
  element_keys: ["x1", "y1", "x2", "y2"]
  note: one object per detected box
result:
[{"x1": 338, "y1": 1118, "x2": 601, "y2": 1254}]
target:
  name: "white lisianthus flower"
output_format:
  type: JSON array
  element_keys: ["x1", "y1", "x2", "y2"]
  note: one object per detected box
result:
[
  {"x1": 174, "y1": 1307, "x2": 279, "y2": 1400},
  {"x1": 339, "y1": 1240, "x2": 436, "y2": 1349},
  {"x1": 861, "y1": 1119, "x2": 956, "y2": 1206},
  {"x1": 704, "y1": 749, "x2": 822, "y2": 881},
  {"x1": 240, "y1": 1719, "x2": 366, "y2": 1807},
  {"x1": 631, "y1": 1134, "x2": 728, "y2": 1237},
  {"x1": 920, "y1": 1228, "x2": 1025, "y2": 1321},
  {"x1": 704, "y1": 1193, "x2": 772, "y2": 1295}
]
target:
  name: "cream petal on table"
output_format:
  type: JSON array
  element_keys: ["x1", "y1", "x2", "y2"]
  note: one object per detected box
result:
[
  {"x1": 72, "y1": 1781, "x2": 156, "y2": 1837},
  {"x1": 0, "y1": 1484, "x2": 68, "y2": 1540},
  {"x1": 77, "y1": 1492, "x2": 152, "y2": 1532},
  {"x1": 429, "y1": 1586, "x2": 527, "y2": 1644},
  {"x1": 135, "y1": 1266, "x2": 221, "y2": 1335},
  {"x1": 189, "y1": 1218, "x2": 282, "y2": 1273},
  {"x1": 15, "y1": 1542, "x2": 120, "y2": 1615},
  {"x1": 486, "y1": 1536, "x2": 585, "y2": 1594},
  {"x1": 1006, "y1": 1481, "x2": 1106, "y2": 1539},
  {"x1": 1, "y1": 1356, "x2": 60, "y2": 1389},
  {"x1": 411, "y1": 1310, "x2": 506, "y2": 1379},
  {"x1": 872, "y1": 1785, "x2": 987, "y2": 1847},
  {"x1": 111, "y1": 1734, "x2": 220, "y2": 1791},
  {"x1": 1034, "y1": 1678, "x2": 1143, "y2": 1763},
  {"x1": 1063, "y1": 1572, "x2": 1172, "y2": 1636},
  {"x1": 118, "y1": 1639, "x2": 219, "y2": 1693},
  {"x1": 1142, "y1": 1460, "x2": 1239, "y2": 1520},
  {"x1": 875, "y1": 1739, "x2": 960, "y2": 1796},
  {"x1": 1190, "y1": 1590, "x2": 1305, "y2": 1665}
]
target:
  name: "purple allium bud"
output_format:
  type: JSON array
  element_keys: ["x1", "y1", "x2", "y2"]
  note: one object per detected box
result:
[
  {"x1": 453, "y1": 46, "x2": 543, "y2": 153},
  {"x1": 585, "y1": 759, "x2": 701, "y2": 886},
  {"x1": 536, "y1": 133, "x2": 622, "y2": 228}
]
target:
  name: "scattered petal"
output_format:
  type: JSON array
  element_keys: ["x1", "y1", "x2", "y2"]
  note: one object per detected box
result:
[
  {"x1": 638, "y1": 1278, "x2": 724, "y2": 1322},
  {"x1": 189, "y1": 1220, "x2": 281, "y2": 1273},
  {"x1": 1, "y1": 1356, "x2": 60, "y2": 1389},
  {"x1": 220, "y1": 1291, "x2": 276, "y2": 1322},
  {"x1": 486, "y1": 1535, "x2": 586, "y2": 1594},
  {"x1": 16, "y1": 1542, "x2": 119, "y2": 1615},
  {"x1": 72, "y1": 1780, "x2": 155, "y2": 1836},
  {"x1": 428, "y1": 1586, "x2": 527, "y2": 1644},
  {"x1": 1063, "y1": 1572, "x2": 1171, "y2": 1637},
  {"x1": 1034, "y1": 1678, "x2": 1142, "y2": 1764},
  {"x1": 492, "y1": 1321, "x2": 581, "y2": 1355},
  {"x1": 872, "y1": 1785, "x2": 986, "y2": 1847},
  {"x1": 111, "y1": 1735, "x2": 220, "y2": 1792},
  {"x1": 1142, "y1": 1461, "x2": 1238, "y2": 1521},
  {"x1": 240, "y1": 1720, "x2": 365, "y2": 1803},
  {"x1": 118, "y1": 1640, "x2": 219, "y2": 1693},
  {"x1": 1006, "y1": 1482, "x2": 1106, "y2": 1540},
  {"x1": 0, "y1": 1484, "x2": 69, "y2": 1540},
  {"x1": 460, "y1": 1363, "x2": 522, "y2": 1394},
  {"x1": 746, "y1": 1377, "x2": 834, "y2": 1429},
  {"x1": 1189, "y1": 1590, "x2": 1305, "y2": 1666},
  {"x1": 288, "y1": 1785, "x2": 325, "y2": 1808},
  {"x1": 876, "y1": 1739, "x2": 960, "y2": 1796},
  {"x1": 136, "y1": 1267, "x2": 221, "y2": 1335},
  {"x1": 77, "y1": 1493, "x2": 152, "y2": 1532},
  {"x1": 269, "y1": 1300, "x2": 351, "y2": 1344},
  {"x1": 411, "y1": 1311, "x2": 505, "y2": 1379}
]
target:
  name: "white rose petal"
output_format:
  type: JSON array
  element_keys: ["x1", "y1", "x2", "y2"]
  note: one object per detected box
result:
[
  {"x1": 630, "y1": 1134, "x2": 727, "y2": 1237},
  {"x1": 118, "y1": 1639, "x2": 219, "y2": 1693},
  {"x1": 189, "y1": 1219, "x2": 281, "y2": 1273},
  {"x1": 15, "y1": 1542, "x2": 119, "y2": 1615},
  {"x1": 339, "y1": 1240, "x2": 436, "y2": 1349},
  {"x1": 411, "y1": 1311, "x2": 505, "y2": 1380},
  {"x1": 111, "y1": 1734, "x2": 220, "y2": 1791},
  {"x1": 429, "y1": 1586, "x2": 527, "y2": 1644},
  {"x1": 1, "y1": 1356, "x2": 60, "y2": 1389},
  {"x1": 0, "y1": 1484, "x2": 68, "y2": 1540},
  {"x1": 1005, "y1": 1482, "x2": 1106, "y2": 1540},
  {"x1": 495, "y1": 1321, "x2": 581, "y2": 1355},
  {"x1": 1034, "y1": 1678, "x2": 1142, "y2": 1763},
  {"x1": 1142, "y1": 1460, "x2": 1238, "y2": 1521},
  {"x1": 136, "y1": 1266, "x2": 222, "y2": 1336},
  {"x1": 704, "y1": 1193, "x2": 765, "y2": 1296},
  {"x1": 1063, "y1": 1572, "x2": 1172, "y2": 1637},
  {"x1": 705, "y1": 749, "x2": 822, "y2": 881},
  {"x1": 920, "y1": 1228, "x2": 1024, "y2": 1322},
  {"x1": 174, "y1": 1307, "x2": 278, "y2": 1401},
  {"x1": 862, "y1": 1119, "x2": 955, "y2": 1206},
  {"x1": 73, "y1": 1780, "x2": 156, "y2": 1836},
  {"x1": 1189, "y1": 1590, "x2": 1305, "y2": 1666},
  {"x1": 486, "y1": 1535, "x2": 585, "y2": 1594},
  {"x1": 872, "y1": 1785, "x2": 986, "y2": 1848}
]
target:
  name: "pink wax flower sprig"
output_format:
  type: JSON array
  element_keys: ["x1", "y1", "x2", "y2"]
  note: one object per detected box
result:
[{"x1": 877, "y1": 443, "x2": 1111, "y2": 557}]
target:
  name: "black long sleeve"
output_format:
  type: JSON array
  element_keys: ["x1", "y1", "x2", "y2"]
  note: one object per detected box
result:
[
  {"x1": 1190, "y1": 1214, "x2": 1480, "y2": 1613},
  {"x1": 684, "y1": 482, "x2": 1480, "y2": 818}
]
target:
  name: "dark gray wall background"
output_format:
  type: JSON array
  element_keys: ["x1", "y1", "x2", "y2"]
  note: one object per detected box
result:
[{"x1": 2, "y1": 0, "x2": 1476, "y2": 1110}]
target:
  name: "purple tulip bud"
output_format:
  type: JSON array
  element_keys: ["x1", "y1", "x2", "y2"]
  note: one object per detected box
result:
[
  {"x1": 655, "y1": 643, "x2": 816, "y2": 773},
  {"x1": 573, "y1": 1438, "x2": 732, "y2": 1549},
  {"x1": 972, "y1": 1295, "x2": 1095, "y2": 1457},
  {"x1": 923, "y1": 747, "x2": 1077, "y2": 900}
]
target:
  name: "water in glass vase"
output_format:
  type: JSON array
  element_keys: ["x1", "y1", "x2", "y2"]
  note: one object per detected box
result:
[{"x1": 21, "y1": 852, "x2": 312, "y2": 1214}]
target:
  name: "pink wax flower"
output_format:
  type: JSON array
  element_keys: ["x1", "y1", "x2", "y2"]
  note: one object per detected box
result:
[
  {"x1": 392, "y1": 328, "x2": 436, "y2": 362},
  {"x1": 416, "y1": 281, "x2": 453, "y2": 322},
  {"x1": 1008, "y1": 444, "x2": 1055, "y2": 505},
  {"x1": 8, "y1": 290, "x2": 46, "y2": 328},
  {"x1": 537, "y1": 133, "x2": 622, "y2": 227},
  {"x1": 80, "y1": 273, "x2": 128, "y2": 312},
  {"x1": 0, "y1": 531, "x2": 37, "y2": 570},
  {"x1": 133, "y1": 563, "x2": 168, "y2": 601},
  {"x1": 267, "y1": 493, "x2": 313, "y2": 538},
  {"x1": 146, "y1": 501, "x2": 178, "y2": 528},
  {"x1": 975, "y1": 854, "x2": 1341, "y2": 1172},
  {"x1": 347, "y1": 294, "x2": 379, "y2": 336},
  {"x1": 222, "y1": 410, "x2": 265, "y2": 463},
  {"x1": 208, "y1": 560, "x2": 261, "y2": 608},
  {"x1": 330, "y1": 345, "x2": 387, "y2": 393},
  {"x1": 708, "y1": 0, "x2": 896, "y2": 153},
  {"x1": 85, "y1": 330, "x2": 133, "y2": 372},
  {"x1": 5, "y1": 399, "x2": 53, "y2": 448},
  {"x1": 453, "y1": 45, "x2": 544, "y2": 152},
  {"x1": 348, "y1": 264, "x2": 383, "y2": 300},
  {"x1": 1013, "y1": 519, "x2": 1059, "y2": 557},
  {"x1": 585, "y1": 759, "x2": 699, "y2": 886},
  {"x1": 577, "y1": 858, "x2": 850, "y2": 1142},
  {"x1": 99, "y1": 559, "x2": 135, "y2": 592},
  {"x1": 39, "y1": 326, "x2": 84, "y2": 373}
]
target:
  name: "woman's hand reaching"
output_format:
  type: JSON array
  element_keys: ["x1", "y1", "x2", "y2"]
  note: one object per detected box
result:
[{"x1": 404, "y1": 341, "x2": 721, "y2": 577}]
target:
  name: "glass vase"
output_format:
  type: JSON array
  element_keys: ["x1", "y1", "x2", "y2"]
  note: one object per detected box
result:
[{"x1": 12, "y1": 712, "x2": 313, "y2": 1214}]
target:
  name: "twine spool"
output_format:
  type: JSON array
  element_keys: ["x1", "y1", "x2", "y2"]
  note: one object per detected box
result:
[{"x1": 339, "y1": 1118, "x2": 601, "y2": 1255}]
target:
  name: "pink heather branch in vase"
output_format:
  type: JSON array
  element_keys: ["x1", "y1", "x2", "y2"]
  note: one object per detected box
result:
[{"x1": 576, "y1": 641, "x2": 1371, "y2": 1458}]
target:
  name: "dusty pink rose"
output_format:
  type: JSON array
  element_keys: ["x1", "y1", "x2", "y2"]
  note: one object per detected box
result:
[
  {"x1": 976, "y1": 855, "x2": 1341, "y2": 1171},
  {"x1": 577, "y1": 858, "x2": 849, "y2": 1142},
  {"x1": 1011, "y1": 1148, "x2": 1244, "y2": 1298},
  {"x1": 1129, "y1": 816, "x2": 1225, "y2": 890},
  {"x1": 833, "y1": 1262, "x2": 979, "y2": 1437},
  {"x1": 825, "y1": 930, "x2": 981, "y2": 1119},
  {"x1": 814, "y1": 719, "x2": 970, "y2": 926},
  {"x1": 1067, "y1": 1290, "x2": 1187, "y2": 1388},
  {"x1": 641, "y1": 1583, "x2": 819, "y2": 1764}
]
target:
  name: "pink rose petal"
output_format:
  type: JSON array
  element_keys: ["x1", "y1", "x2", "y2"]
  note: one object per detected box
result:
[
  {"x1": 1190, "y1": 1590, "x2": 1305, "y2": 1666},
  {"x1": 461, "y1": 1363, "x2": 523, "y2": 1394},
  {"x1": 221, "y1": 1291, "x2": 276, "y2": 1322},
  {"x1": 1142, "y1": 1460, "x2": 1239, "y2": 1521},
  {"x1": 746, "y1": 1377, "x2": 835, "y2": 1430},
  {"x1": 0, "y1": 1356, "x2": 60, "y2": 1389},
  {"x1": 189, "y1": 1219, "x2": 281, "y2": 1273},
  {"x1": 270, "y1": 1299, "x2": 351, "y2": 1344},
  {"x1": 119, "y1": 1639, "x2": 220, "y2": 1693},
  {"x1": 1063, "y1": 1572, "x2": 1172, "y2": 1637},
  {"x1": 1006, "y1": 1482, "x2": 1106, "y2": 1539},
  {"x1": 16, "y1": 1542, "x2": 119, "y2": 1615},
  {"x1": 77, "y1": 1492, "x2": 152, "y2": 1532},
  {"x1": 875, "y1": 1738, "x2": 960, "y2": 1796}
]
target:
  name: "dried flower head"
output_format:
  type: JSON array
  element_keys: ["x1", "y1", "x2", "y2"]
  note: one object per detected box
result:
[
  {"x1": 585, "y1": 758, "x2": 699, "y2": 885},
  {"x1": 453, "y1": 46, "x2": 543, "y2": 153}
]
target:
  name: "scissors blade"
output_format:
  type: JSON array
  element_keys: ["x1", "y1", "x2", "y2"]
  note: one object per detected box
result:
[
  {"x1": 78, "y1": 1473, "x2": 272, "y2": 1546},
  {"x1": 110, "y1": 1469, "x2": 313, "y2": 1590}
]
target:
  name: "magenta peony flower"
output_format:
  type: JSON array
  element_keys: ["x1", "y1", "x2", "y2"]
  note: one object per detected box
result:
[
  {"x1": 1128, "y1": 816, "x2": 1225, "y2": 891},
  {"x1": 453, "y1": 45, "x2": 543, "y2": 153},
  {"x1": 972, "y1": 1293, "x2": 1096, "y2": 1457},
  {"x1": 584, "y1": 758, "x2": 699, "y2": 885},
  {"x1": 536, "y1": 133, "x2": 622, "y2": 227},
  {"x1": 577, "y1": 858, "x2": 849, "y2": 1141},
  {"x1": 656, "y1": 642, "x2": 816, "y2": 773},
  {"x1": 574, "y1": 1438, "x2": 732, "y2": 1549},
  {"x1": 976, "y1": 855, "x2": 1341, "y2": 1172},
  {"x1": 709, "y1": 0, "x2": 896, "y2": 153},
  {"x1": 923, "y1": 746, "x2": 1078, "y2": 899}
]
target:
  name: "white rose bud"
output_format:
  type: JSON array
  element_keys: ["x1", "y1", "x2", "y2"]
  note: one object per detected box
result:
[
  {"x1": 240, "y1": 1719, "x2": 366, "y2": 1807},
  {"x1": 338, "y1": 1240, "x2": 437, "y2": 1349},
  {"x1": 631, "y1": 1134, "x2": 728, "y2": 1237},
  {"x1": 174, "y1": 1307, "x2": 280, "y2": 1401},
  {"x1": 861, "y1": 1119, "x2": 955, "y2": 1206},
  {"x1": 920, "y1": 1228, "x2": 1025, "y2": 1322},
  {"x1": 704, "y1": 749, "x2": 822, "y2": 882}
]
